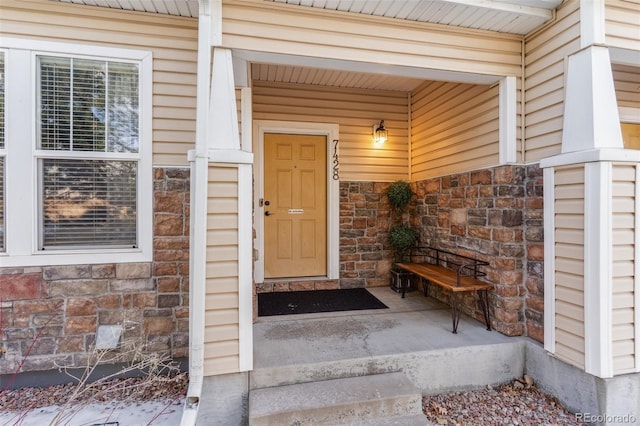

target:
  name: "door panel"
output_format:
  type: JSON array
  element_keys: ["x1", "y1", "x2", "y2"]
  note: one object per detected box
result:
[{"x1": 264, "y1": 133, "x2": 327, "y2": 278}]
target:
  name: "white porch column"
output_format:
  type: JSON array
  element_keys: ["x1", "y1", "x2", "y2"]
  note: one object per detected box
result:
[
  {"x1": 561, "y1": 45, "x2": 623, "y2": 154},
  {"x1": 541, "y1": 6, "x2": 630, "y2": 379},
  {"x1": 183, "y1": 1, "x2": 253, "y2": 424}
]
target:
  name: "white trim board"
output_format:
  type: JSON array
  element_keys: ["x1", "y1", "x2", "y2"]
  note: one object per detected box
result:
[
  {"x1": 543, "y1": 166, "x2": 556, "y2": 354},
  {"x1": 584, "y1": 162, "x2": 614, "y2": 378},
  {"x1": 253, "y1": 120, "x2": 340, "y2": 283}
]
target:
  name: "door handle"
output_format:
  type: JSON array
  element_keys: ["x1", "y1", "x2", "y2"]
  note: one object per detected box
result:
[{"x1": 265, "y1": 211, "x2": 274, "y2": 216}]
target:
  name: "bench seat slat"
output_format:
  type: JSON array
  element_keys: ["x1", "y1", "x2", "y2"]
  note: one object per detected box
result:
[{"x1": 396, "y1": 263, "x2": 492, "y2": 292}]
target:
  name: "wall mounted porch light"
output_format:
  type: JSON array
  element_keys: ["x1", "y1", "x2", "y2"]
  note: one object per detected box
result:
[{"x1": 373, "y1": 120, "x2": 388, "y2": 144}]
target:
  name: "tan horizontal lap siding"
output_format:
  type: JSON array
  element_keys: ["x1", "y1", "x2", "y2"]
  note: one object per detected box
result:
[
  {"x1": 204, "y1": 165, "x2": 240, "y2": 376},
  {"x1": 613, "y1": 64, "x2": 640, "y2": 111},
  {"x1": 223, "y1": 0, "x2": 522, "y2": 77},
  {"x1": 524, "y1": 0, "x2": 580, "y2": 163},
  {"x1": 410, "y1": 81, "x2": 499, "y2": 180},
  {"x1": 554, "y1": 165, "x2": 586, "y2": 369},
  {"x1": 252, "y1": 81, "x2": 409, "y2": 182},
  {"x1": 605, "y1": 0, "x2": 640, "y2": 51},
  {"x1": 612, "y1": 163, "x2": 637, "y2": 374},
  {"x1": 0, "y1": 0, "x2": 197, "y2": 167}
]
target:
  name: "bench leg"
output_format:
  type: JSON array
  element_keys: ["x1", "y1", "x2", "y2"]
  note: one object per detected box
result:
[
  {"x1": 401, "y1": 274, "x2": 411, "y2": 298},
  {"x1": 422, "y1": 278, "x2": 430, "y2": 298},
  {"x1": 478, "y1": 290, "x2": 491, "y2": 331},
  {"x1": 450, "y1": 293, "x2": 460, "y2": 334}
]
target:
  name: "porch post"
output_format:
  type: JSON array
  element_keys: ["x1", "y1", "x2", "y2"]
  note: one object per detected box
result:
[
  {"x1": 183, "y1": 0, "x2": 253, "y2": 424},
  {"x1": 540, "y1": 15, "x2": 630, "y2": 379}
]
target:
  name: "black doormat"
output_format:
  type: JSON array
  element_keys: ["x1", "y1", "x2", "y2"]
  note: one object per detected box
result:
[{"x1": 258, "y1": 288, "x2": 388, "y2": 316}]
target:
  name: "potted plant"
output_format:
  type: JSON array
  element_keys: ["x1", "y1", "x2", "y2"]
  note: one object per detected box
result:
[{"x1": 386, "y1": 180, "x2": 418, "y2": 292}]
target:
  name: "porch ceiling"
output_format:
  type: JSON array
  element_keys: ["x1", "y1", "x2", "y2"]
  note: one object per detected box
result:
[
  {"x1": 54, "y1": 0, "x2": 563, "y2": 91},
  {"x1": 250, "y1": 63, "x2": 427, "y2": 92},
  {"x1": 55, "y1": 0, "x2": 563, "y2": 35}
]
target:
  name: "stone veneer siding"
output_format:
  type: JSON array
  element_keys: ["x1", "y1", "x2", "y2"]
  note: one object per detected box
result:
[
  {"x1": 413, "y1": 165, "x2": 544, "y2": 340},
  {"x1": 339, "y1": 182, "x2": 394, "y2": 288},
  {"x1": 335, "y1": 165, "x2": 544, "y2": 341},
  {"x1": 0, "y1": 168, "x2": 190, "y2": 375}
]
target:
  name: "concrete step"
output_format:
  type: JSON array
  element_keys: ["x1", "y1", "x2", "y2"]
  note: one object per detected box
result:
[
  {"x1": 350, "y1": 414, "x2": 433, "y2": 425},
  {"x1": 249, "y1": 372, "x2": 423, "y2": 425}
]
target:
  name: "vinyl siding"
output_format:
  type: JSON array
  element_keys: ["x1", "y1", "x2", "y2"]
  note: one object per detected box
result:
[
  {"x1": 612, "y1": 163, "x2": 637, "y2": 375},
  {"x1": 524, "y1": 0, "x2": 581, "y2": 162},
  {"x1": 0, "y1": 0, "x2": 197, "y2": 167},
  {"x1": 410, "y1": 81, "x2": 499, "y2": 180},
  {"x1": 252, "y1": 81, "x2": 410, "y2": 182},
  {"x1": 613, "y1": 63, "x2": 640, "y2": 111},
  {"x1": 223, "y1": 0, "x2": 523, "y2": 77},
  {"x1": 204, "y1": 165, "x2": 240, "y2": 376},
  {"x1": 605, "y1": 0, "x2": 640, "y2": 51},
  {"x1": 554, "y1": 165, "x2": 586, "y2": 369}
]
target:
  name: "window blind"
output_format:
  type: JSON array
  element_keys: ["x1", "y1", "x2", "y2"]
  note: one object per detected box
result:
[
  {"x1": 39, "y1": 57, "x2": 139, "y2": 153},
  {"x1": 41, "y1": 159, "x2": 137, "y2": 248},
  {"x1": 38, "y1": 55, "x2": 140, "y2": 249}
]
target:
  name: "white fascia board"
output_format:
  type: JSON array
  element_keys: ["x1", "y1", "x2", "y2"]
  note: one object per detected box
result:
[
  {"x1": 543, "y1": 166, "x2": 556, "y2": 354},
  {"x1": 499, "y1": 76, "x2": 517, "y2": 164},
  {"x1": 540, "y1": 149, "x2": 640, "y2": 168},
  {"x1": 441, "y1": 0, "x2": 554, "y2": 19},
  {"x1": 207, "y1": 149, "x2": 253, "y2": 164},
  {"x1": 584, "y1": 162, "x2": 614, "y2": 378},
  {"x1": 232, "y1": 50, "x2": 502, "y2": 86}
]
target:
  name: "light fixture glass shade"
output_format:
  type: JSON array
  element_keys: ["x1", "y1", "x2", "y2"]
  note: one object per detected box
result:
[{"x1": 374, "y1": 120, "x2": 388, "y2": 144}]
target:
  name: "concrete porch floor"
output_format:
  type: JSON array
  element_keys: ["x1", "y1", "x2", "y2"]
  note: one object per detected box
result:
[
  {"x1": 198, "y1": 286, "x2": 637, "y2": 424},
  {"x1": 252, "y1": 286, "x2": 527, "y2": 394}
]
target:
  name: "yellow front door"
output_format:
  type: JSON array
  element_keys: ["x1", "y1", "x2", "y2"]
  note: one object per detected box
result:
[{"x1": 264, "y1": 133, "x2": 327, "y2": 278}]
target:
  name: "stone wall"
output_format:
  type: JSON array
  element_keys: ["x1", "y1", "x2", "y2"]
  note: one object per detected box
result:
[
  {"x1": 413, "y1": 165, "x2": 544, "y2": 340},
  {"x1": 339, "y1": 182, "x2": 393, "y2": 288},
  {"x1": 0, "y1": 168, "x2": 190, "y2": 375}
]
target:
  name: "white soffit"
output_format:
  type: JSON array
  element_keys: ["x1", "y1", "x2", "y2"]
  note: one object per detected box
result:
[
  {"x1": 56, "y1": 0, "x2": 562, "y2": 35},
  {"x1": 56, "y1": 0, "x2": 200, "y2": 17},
  {"x1": 268, "y1": 0, "x2": 563, "y2": 35}
]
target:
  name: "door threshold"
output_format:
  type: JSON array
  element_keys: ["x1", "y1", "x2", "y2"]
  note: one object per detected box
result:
[{"x1": 262, "y1": 276, "x2": 329, "y2": 283}]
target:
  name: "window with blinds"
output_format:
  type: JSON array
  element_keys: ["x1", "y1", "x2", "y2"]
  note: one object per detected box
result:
[
  {"x1": 37, "y1": 56, "x2": 140, "y2": 249},
  {"x1": 0, "y1": 51, "x2": 5, "y2": 252}
]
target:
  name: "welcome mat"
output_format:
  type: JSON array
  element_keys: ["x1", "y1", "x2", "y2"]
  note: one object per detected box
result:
[{"x1": 258, "y1": 288, "x2": 388, "y2": 317}]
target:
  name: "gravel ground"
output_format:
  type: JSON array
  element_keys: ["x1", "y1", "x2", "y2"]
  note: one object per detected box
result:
[
  {"x1": 423, "y1": 376, "x2": 584, "y2": 426},
  {"x1": 0, "y1": 372, "x2": 188, "y2": 412},
  {"x1": 3, "y1": 373, "x2": 583, "y2": 425}
]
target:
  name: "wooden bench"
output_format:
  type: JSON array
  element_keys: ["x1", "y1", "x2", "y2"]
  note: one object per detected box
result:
[{"x1": 395, "y1": 247, "x2": 492, "y2": 334}]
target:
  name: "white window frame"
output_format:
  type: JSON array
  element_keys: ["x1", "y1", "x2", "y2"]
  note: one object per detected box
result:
[
  {"x1": 0, "y1": 48, "x2": 6, "y2": 253},
  {"x1": 0, "y1": 38, "x2": 152, "y2": 267}
]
